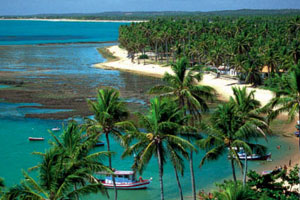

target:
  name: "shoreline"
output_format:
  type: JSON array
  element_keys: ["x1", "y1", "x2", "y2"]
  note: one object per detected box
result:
[
  {"x1": 94, "y1": 45, "x2": 275, "y2": 106},
  {"x1": 94, "y1": 45, "x2": 300, "y2": 175},
  {"x1": 0, "y1": 18, "x2": 145, "y2": 23}
]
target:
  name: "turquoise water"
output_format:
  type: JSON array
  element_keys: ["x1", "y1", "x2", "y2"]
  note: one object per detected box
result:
[
  {"x1": 0, "y1": 85, "x2": 11, "y2": 89},
  {"x1": 0, "y1": 20, "x2": 299, "y2": 200},
  {"x1": 0, "y1": 20, "x2": 128, "y2": 45}
]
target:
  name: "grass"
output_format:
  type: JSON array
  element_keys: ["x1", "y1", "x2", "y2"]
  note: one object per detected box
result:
[{"x1": 97, "y1": 47, "x2": 118, "y2": 62}]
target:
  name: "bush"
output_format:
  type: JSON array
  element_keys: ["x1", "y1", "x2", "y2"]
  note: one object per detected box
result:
[{"x1": 139, "y1": 54, "x2": 149, "y2": 59}]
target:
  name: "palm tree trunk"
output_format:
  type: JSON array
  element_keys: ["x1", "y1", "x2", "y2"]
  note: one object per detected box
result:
[
  {"x1": 298, "y1": 105, "x2": 300, "y2": 199},
  {"x1": 189, "y1": 151, "x2": 196, "y2": 200},
  {"x1": 243, "y1": 154, "x2": 248, "y2": 187},
  {"x1": 74, "y1": 184, "x2": 79, "y2": 200},
  {"x1": 155, "y1": 42, "x2": 158, "y2": 62},
  {"x1": 105, "y1": 133, "x2": 118, "y2": 200},
  {"x1": 173, "y1": 166, "x2": 183, "y2": 200},
  {"x1": 157, "y1": 146, "x2": 164, "y2": 200},
  {"x1": 230, "y1": 156, "x2": 237, "y2": 182}
]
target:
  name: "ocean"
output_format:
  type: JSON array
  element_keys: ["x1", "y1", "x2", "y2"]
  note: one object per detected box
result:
[{"x1": 0, "y1": 20, "x2": 298, "y2": 200}]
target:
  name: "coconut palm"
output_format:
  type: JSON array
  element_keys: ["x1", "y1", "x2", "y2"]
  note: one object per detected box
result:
[
  {"x1": 265, "y1": 65, "x2": 300, "y2": 146},
  {"x1": 149, "y1": 56, "x2": 215, "y2": 200},
  {"x1": 198, "y1": 102, "x2": 267, "y2": 183},
  {"x1": 86, "y1": 88, "x2": 129, "y2": 200},
  {"x1": 213, "y1": 181, "x2": 257, "y2": 200},
  {"x1": 4, "y1": 122, "x2": 110, "y2": 200},
  {"x1": 230, "y1": 87, "x2": 270, "y2": 185},
  {"x1": 122, "y1": 97, "x2": 195, "y2": 200}
]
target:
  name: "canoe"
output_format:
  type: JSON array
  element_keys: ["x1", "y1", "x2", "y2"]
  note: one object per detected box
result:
[{"x1": 28, "y1": 137, "x2": 44, "y2": 141}]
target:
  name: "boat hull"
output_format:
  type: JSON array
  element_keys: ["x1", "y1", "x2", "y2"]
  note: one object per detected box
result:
[
  {"x1": 237, "y1": 153, "x2": 271, "y2": 160},
  {"x1": 28, "y1": 137, "x2": 44, "y2": 141},
  {"x1": 101, "y1": 180, "x2": 151, "y2": 190}
]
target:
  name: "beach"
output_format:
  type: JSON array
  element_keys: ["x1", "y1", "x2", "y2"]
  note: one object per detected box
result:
[
  {"x1": 0, "y1": 18, "x2": 145, "y2": 23},
  {"x1": 94, "y1": 45, "x2": 275, "y2": 106},
  {"x1": 94, "y1": 45, "x2": 300, "y2": 174}
]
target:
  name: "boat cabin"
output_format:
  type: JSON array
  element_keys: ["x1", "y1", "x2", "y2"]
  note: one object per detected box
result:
[{"x1": 97, "y1": 171, "x2": 137, "y2": 184}]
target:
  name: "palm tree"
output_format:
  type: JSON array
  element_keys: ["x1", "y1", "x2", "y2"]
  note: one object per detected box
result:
[
  {"x1": 230, "y1": 87, "x2": 270, "y2": 185},
  {"x1": 198, "y1": 102, "x2": 267, "y2": 183},
  {"x1": 4, "y1": 122, "x2": 110, "y2": 200},
  {"x1": 265, "y1": 65, "x2": 300, "y2": 146},
  {"x1": 86, "y1": 88, "x2": 129, "y2": 200},
  {"x1": 213, "y1": 181, "x2": 257, "y2": 200},
  {"x1": 122, "y1": 97, "x2": 195, "y2": 200},
  {"x1": 149, "y1": 57, "x2": 215, "y2": 200}
]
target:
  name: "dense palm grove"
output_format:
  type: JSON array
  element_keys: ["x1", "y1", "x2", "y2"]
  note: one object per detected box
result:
[{"x1": 119, "y1": 17, "x2": 300, "y2": 87}]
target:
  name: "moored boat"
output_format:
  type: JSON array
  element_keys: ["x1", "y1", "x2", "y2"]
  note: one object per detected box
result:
[
  {"x1": 236, "y1": 152, "x2": 272, "y2": 160},
  {"x1": 51, "y1": 127, "x2": 61, "y2": 132},
  {"x1": 28, "y1": 137, "x2": 44, "y2": 141},
  {"x1": 228, "y1": 147, "x2": 272, "y2": 161},
  {"x1": 96, "y1": 170, "x2": 152, "y2": 190},
  {"x1": 95, "y1": 141, "x2": 105, "y2": 147}
]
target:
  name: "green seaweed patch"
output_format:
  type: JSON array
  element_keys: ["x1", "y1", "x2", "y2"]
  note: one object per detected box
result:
[{"x1": 97, "y1": 47, "x2": 118, "y2": 62}]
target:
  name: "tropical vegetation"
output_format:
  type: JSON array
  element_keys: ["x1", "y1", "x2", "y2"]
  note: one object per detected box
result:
[
  {"x1": 2, "y1": 122, "x2": 110, "y2": 200},
  {"x1": 119, "y1": 16, "x2": 300, "y2": 86}
]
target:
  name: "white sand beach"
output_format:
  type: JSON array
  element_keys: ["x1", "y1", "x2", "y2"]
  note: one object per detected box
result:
[
  {"x1": 0, "y1": 18, "x2": 145, "y2": 23},
  {"x1": 94, "y1": 45, "x2": 275, "y2": 106}
]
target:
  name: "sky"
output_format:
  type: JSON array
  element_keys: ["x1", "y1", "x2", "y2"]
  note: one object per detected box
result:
[{"x1": 0, "y1": 0, "x2": 300, "y2": 15}]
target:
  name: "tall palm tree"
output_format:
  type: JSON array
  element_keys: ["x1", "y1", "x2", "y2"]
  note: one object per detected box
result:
[
  {"x1": 198, "y1": 102, "x2": 267, "y2": 183},
  {"x1": 4, "y1": 122, "x2": 110, "y2": 200},
  {"x1": 86, "y1": 88, "x2": 129, "y2": 200},
  {"x1": 122, "y1": 97, "x2": 195, "y2": 200},
  {"x1": 149, "y1": 57, "x2": 215, "y2": 200},
  {"x1": 230, "y1": 87, "x2": 270, "y2": 185},
  {"x1": 265, "y1": 65, "x2": 300, "y2": 147}
]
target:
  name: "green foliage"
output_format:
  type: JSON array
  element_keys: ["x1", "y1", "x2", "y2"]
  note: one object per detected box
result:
[
  {"x1": 247, "y1": 165, "x2": 299, "y2": 200},
  {"x1": 119, "y1": 16, "x2": 300, "y2": 86},
  {"x1": 3, "y1": 122, "x2": 110, "y2": 200},
  {"x1": 138, "y1": 54, "x2": 149, "y2": 59}
]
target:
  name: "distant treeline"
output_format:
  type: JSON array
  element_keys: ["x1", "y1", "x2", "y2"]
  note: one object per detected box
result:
[
  {"x1": 119, "y1": 16, "x2": 300, "y2": 88},
  {"x1": 2, "y1": 9, "x2": 300, "y2": 20}
]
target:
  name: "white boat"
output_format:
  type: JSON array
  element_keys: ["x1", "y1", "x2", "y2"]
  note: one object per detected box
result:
[
  {"x1": 51, "y1": 127, "x2": 61, "y2": 131},
  {"x1": 28, "y1": 137, "x2": 44, "y2": 141},
  {"x1": 236, "y1": 152, "x2": 272, "y2": 160},
  {"x1": 96, "y1": 170, "x2": 152, "y2": 190},
  {"x1": 228, "y1": 147, "x2": 271, "y2": 161}
]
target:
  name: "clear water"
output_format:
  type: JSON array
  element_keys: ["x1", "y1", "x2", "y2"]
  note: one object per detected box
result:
[
  {"x1": 0, "y1": 20, "x2": 298, "y2": 200},
  {"x1": 0, "y1": 85, "x2": 11, "y2": 89},
  {"x1": 0, "y1": 20, "x2": 128, "y2": 45}
]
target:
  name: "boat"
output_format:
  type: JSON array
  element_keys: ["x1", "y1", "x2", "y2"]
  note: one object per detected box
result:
[
  {"x1": 95, "y1": 141, "x2": 105, "y2": 147},
  {"x1": 51, "y1": 127, "x2": 61, "y2": 132},
  {"x1": 229, "y1": 147, "x2": 272, "y2": 160},
  {"x1": 236, "y1": 152, "x2": 272, "y2": 160},
  {"x1": 96, "y1": 170, "x2": 152, "y2": 190},
  {"x1": 28, "y1": 137, "x2": 44, "y2": 141}
]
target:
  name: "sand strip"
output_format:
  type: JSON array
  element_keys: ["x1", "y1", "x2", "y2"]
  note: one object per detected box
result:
[{"x1": 94, "y1": 45, "x2": 275, "y2": 106}]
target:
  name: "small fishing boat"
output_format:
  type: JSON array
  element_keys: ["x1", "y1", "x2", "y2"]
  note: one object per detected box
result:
[
  {"x1": 229, "y1": 147, "x2": 272, "y2": 161},
  {"x1": 236, "y1": 152, "x2": 272, "y2": 160},
  {"x1": 95, "y1": 141, "x2": 105, "y2": 147},
  {"x1": 51, "y1": 127, "x2": 61, "y2": 132},
  {"x1": 96, "y1": 170, "x2": 152, "y2": 190},
  {"x1": 28, "y1": 137, "x2": 44, "y2": 141}
]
